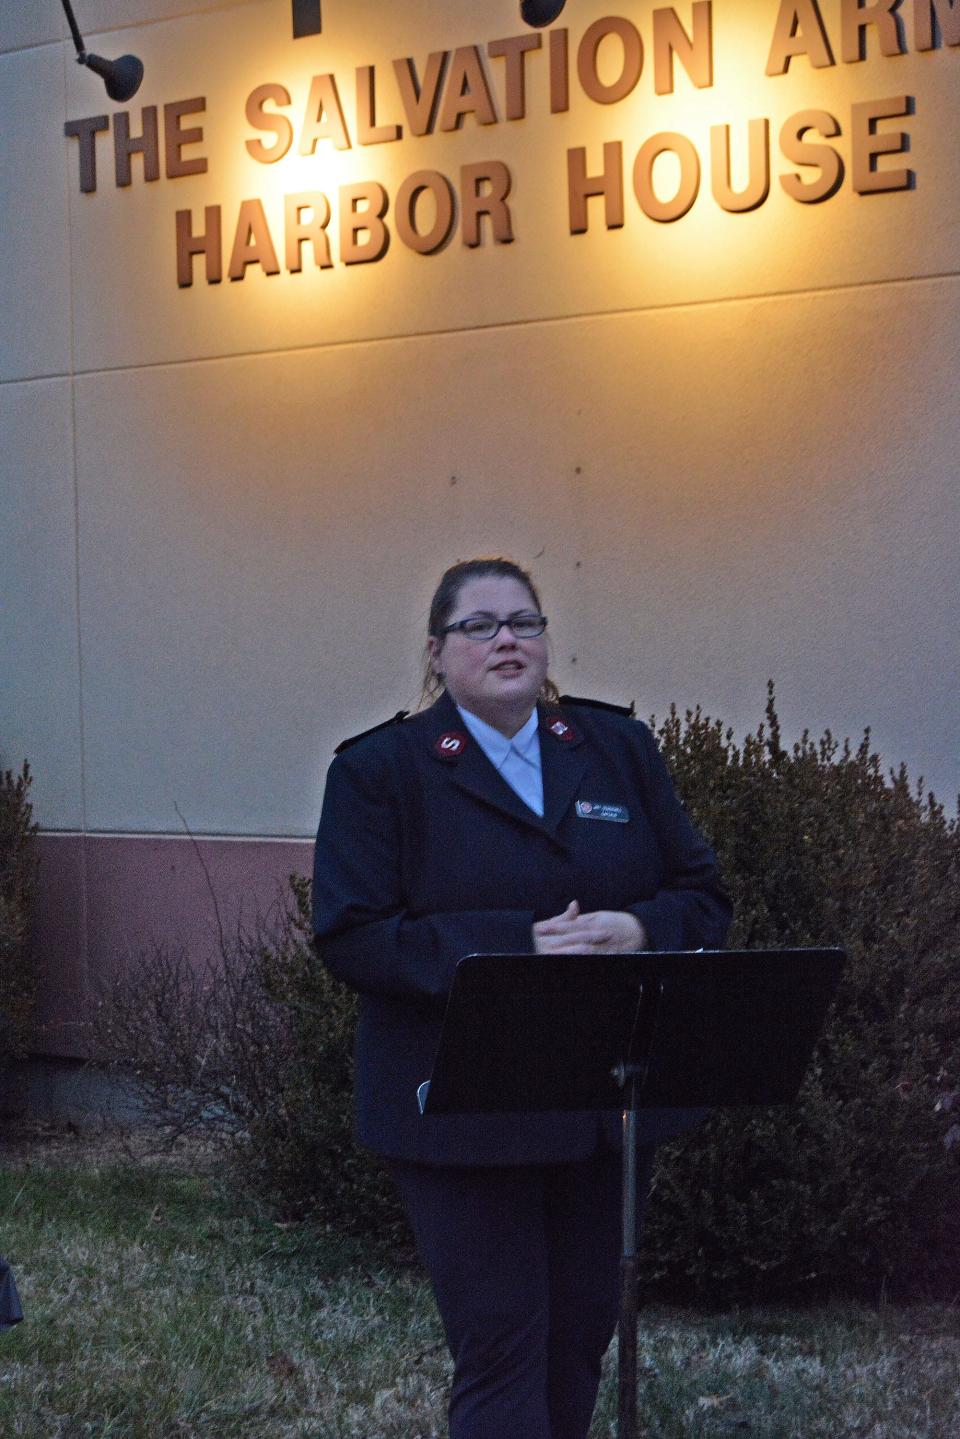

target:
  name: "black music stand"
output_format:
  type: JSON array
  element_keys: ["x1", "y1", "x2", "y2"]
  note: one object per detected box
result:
[{"x1": 418, "y1": 947, "x2": 845, "y2": 1439}]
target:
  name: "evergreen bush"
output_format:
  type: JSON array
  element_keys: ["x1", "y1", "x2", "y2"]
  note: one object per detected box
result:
[
  {"x1": 643, "y1": 686, "x2": 960, "y2": 1301},
  {"x1": 0, "y1": 761, "x2": 39, "y2": 1060}
]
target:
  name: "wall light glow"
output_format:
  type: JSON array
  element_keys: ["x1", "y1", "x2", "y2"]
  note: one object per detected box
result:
[{"x1": 61, "y1": 0, "x2": 950, "y2": 359}]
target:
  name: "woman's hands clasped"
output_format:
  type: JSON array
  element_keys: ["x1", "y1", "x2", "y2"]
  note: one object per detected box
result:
[{"x1": 532, "y1": 900, "x2": 647, "y2": 955}]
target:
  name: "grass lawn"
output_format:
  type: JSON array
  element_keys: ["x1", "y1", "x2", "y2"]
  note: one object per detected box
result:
[{"x1": 1, "y1": 1131, "x2": 958, "y2": 1437}]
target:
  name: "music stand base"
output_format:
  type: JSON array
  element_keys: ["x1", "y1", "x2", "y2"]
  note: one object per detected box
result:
[{"x1": 618, "y1": 1094, "x2": 639, "y2": 1439}]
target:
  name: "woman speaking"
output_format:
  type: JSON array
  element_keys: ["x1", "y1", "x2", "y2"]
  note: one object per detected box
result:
[{"x1": 312, "y1": 558, "x2": 731, "y2": 1439}]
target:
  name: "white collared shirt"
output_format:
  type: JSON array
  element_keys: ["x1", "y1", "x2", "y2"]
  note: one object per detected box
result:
[{"x1": 455, "y1": 705, "x2": 544, "y2": 817}]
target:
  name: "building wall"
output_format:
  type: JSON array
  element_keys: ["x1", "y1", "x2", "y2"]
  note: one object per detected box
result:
[{"x1": 1, "y1": 0, "x2": 958, "y2": 1056}]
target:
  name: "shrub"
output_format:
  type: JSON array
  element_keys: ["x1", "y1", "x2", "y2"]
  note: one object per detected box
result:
[
  {"x1": 93, "y1": 874, "x2": 405, "y2": 1243},
  {"x1": 0, "y1": 761, "x2": 39, "y2": 1061},
  {"x1": 642, "y1": 685, "x2": 960, "y2": 1301},
  {"x1": 245, "y1": 875, "x2": 403, "y2": 1240},
  {"x1": 95, "y1": 690, "x2": 960, "y2": 1298}
]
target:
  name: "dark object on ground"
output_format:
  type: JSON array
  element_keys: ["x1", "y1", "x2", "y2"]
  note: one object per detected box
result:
[{"x1": 0, "y1": 1255, "x2": 23, "y2": 1328}]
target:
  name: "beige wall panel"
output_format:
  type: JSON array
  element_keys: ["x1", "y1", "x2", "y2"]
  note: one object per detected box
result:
[
  {"x1": 0, "y1": 0, "x2": 65, "y2": 54},
  {"x1": 70, "y1": 334, "x2": 594, "y2": 835},
  {"x1": 539, "y1": 282, "x2": 960, "y2": 806},
  {"x1": 72, "y1": 274, "x2": 958, "y2": 837},
  {"x1": 72, "y1": 341, "x2": 572, "y2": 834},
  {"x1": 0, "y1": 379, "x2": 85, "y2": 828},
  {"x1": 0, "y1": 0, "x2": 248, "y2": 57},
  {"x1": 0, "y1": 46, "x2": 73, "y2": 380},
  {"x1": 74, "y1": 0, "x2": 249, "y2": 35},
  {"x1": 58, "y1": 0, "x2": 960, "y2": 372}
]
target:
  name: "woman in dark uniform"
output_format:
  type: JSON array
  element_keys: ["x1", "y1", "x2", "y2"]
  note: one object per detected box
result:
[{"x1": 312, "y1": 558, "x2": 731, "y2": 1439}]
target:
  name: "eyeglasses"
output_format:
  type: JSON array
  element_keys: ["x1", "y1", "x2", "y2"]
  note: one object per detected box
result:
[{"x1": 441, "y1": 614, "x2": 548, "y2": 641}]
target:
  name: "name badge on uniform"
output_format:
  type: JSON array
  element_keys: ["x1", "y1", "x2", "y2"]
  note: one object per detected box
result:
[{"x1": 576, "y1": 800, "x2": 629, "y2": 823}]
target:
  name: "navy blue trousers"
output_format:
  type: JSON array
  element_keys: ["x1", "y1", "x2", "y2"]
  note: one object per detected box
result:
[{"x1": 390, "y1": 1145, "x2": 655, "y2": 1439}]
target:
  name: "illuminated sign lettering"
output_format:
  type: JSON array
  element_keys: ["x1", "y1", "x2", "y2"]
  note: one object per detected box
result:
[{"x1": 62, "y1": 4, "x2": 958, "y2": 291}]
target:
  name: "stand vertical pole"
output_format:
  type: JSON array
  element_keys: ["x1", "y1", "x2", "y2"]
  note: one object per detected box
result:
[{"x1": 618, "y1": 1079, "x2": 638, "y2": 1439}]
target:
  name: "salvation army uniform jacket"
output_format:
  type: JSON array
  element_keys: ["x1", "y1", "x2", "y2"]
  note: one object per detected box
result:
[{"x1": 312, "y1": 689, "x2": 732, "y2": 1165}]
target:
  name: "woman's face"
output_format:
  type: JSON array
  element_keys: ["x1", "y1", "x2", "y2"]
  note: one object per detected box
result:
[{"x1": 428, "y1": 575, "x2": 549, "y2": 730}]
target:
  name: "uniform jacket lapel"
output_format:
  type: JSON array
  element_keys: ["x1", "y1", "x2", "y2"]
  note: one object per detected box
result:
[
  {"x1": 425, "y1": 692, "x2": 543, "y2": 833},
  {"x1": 538, "y1": 706, "x2": 588, "y2": 838},
  {"x1": 424, "y1": 693, "x2": 587, "y2": 842}
]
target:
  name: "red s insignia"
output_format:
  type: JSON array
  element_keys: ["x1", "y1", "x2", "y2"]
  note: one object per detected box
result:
[{"x1": 435, "y1": 731, "x2": 468, "y2": 760}]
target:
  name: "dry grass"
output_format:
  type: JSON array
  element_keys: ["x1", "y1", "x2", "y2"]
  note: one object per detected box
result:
[{"x1": 1, "y1": 1127, "x2": 958, "y2": 1437}]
